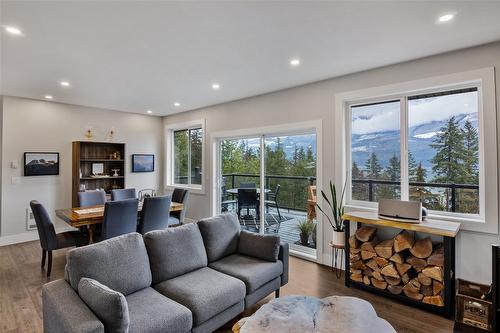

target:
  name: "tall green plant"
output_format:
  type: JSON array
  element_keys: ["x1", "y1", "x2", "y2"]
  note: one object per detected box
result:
[{"x1": 316, "y1": 179, "x2": 347, "y2": 232}]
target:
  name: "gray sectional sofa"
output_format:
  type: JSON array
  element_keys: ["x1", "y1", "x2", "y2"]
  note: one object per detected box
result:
[{"x1": 42, "y1": 213, "x2": 289, "y2": 333}]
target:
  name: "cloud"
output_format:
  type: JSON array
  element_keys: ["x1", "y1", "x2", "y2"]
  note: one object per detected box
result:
[{"x1": 352, "y1": 91, "x2": 477, "y2": 135}]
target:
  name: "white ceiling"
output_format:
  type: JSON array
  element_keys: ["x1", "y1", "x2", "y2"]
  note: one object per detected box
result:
[{"x1": 1, "y1": 1, "x2": 500, "y2": 116}]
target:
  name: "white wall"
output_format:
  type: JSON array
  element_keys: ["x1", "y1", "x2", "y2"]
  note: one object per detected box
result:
[
  {"x1": 0, "y1": 96, "x2": 163, "y2": 243},
  {"x1": 163, "y1": 42, "x2": 500, "y2": 283}
]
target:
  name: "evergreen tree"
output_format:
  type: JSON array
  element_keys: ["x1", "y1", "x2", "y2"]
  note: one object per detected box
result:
[
  {"x1": 385, "y1": 153, "x2": 400, "y2": 181},
  {"x1": 430, "y1": 116, "x2": 465, "y2": 183},
  {"x1": 408, "y1": 152, "x2": 418, "y2": 181},
  {"x1": 415, "y1": 162, "x2": 427, "y2": 182},
  {"x1": 364, "y1": 152, "x2": 382, "y2": 179},
  {"x1": 461, "y1": 120, "x2": 479, "y2": 184}
]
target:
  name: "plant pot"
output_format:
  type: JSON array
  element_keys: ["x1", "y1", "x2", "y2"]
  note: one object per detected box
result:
[
  {"x1": 300, "y1": 232, "x2": 309, "y2": 246},
  {"x1": 332, "y1": 230, "x2": 345, "y2": 246}
]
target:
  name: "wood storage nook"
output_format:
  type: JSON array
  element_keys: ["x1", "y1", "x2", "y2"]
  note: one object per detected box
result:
[{"x1": 343, "y1": 211, "x2": 460, "y2": 318}]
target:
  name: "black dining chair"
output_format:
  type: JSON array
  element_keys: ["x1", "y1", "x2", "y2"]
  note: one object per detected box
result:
[
  {"x1": 100, "y1": 199, "x2": 138, "y2": 240},
  {"x1": 265, "y1": 184, "x2": 282, "y2": 220},
  {"x1": 170, "y1": 188, "x2": 189, "y2": 225},
  {"x1": 221, "y1": 185, "x2": 237, "y2": 212},
  {"x1": 30, "y1": 200, "x2": 87, "y2": 277},
  {"x1": 77, "y1": 190, "x2": 106, "y2": 207},
  {"x1": 237, "y1": 188, "x2": 260, "y2": 219},
  {"x1": 240, "y1": 182, "x2": 256, "y2": 188},
  {"x1": 111, "y1": 188, "x2": 137, "y2": 201},
  {"x1": 138, "y1": 196, "x2": 172, "y2": 234}
]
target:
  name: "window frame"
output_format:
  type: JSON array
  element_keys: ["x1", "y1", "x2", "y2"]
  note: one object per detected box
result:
[
  {"x1": 335, "y1": 68, "x2": 497, "y2": 233},
  {"x1": 165, "y1": 119, "x2": 206, "y2": 194}
]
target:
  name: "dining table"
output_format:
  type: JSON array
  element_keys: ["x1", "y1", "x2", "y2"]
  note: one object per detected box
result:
[{"x1": 56, "y1": 201, "x2": 183, "y2": 243}]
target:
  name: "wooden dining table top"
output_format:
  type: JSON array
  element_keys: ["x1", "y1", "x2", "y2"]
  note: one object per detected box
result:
[{"x1": 56, "y1": 201, "x2": 183, "y2": 228}]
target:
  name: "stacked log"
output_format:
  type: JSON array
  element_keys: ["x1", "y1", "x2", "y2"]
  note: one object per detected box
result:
[{"x1": 349, "y1": 228, "x2": 445, "y2": 307}]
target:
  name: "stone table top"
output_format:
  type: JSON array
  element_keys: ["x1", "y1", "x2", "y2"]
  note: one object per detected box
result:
[{"x1": 233, "y1": 295, "x2": 396, "y2": 333}]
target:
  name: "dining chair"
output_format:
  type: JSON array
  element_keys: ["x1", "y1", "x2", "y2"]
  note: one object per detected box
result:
[
  {"x1": 170, "y1": 188, "x2": 189, "y2": 225},
  {"x1": 237, "y1": 188, "x2": 260, "y2": 219},
  {"x1": 221, "y1": 185, "x2": 237, "y2": 212},
  {"x1": 240, "y1": 182, "x2": 256, "y2": 188},
  {"x1": 138, "y1": 189, "x2": 157, "y2": 201},
  {"x1": 111, "y1": 188, "x2": 137, "y2": 201},
  {"x1": 30, "y1": 200, "x2": 87, "y2": 277},
  {"x1": 265, "y1": 184, "x2": 282, "y2": 220},
  {"x1": 101, "y1": 199, "x2": 139, "y2": 240},
  {"x1": 138, "y1": 196, "x2": 172, "y2": 234},
  {"x1": 77, "y1": 190, "x2": 106, "y2": 207}
]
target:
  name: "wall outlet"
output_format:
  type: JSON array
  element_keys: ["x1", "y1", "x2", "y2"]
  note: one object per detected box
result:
[
  {"x1": 26, "y1": 208, "x2": 37, "y2": 231},
  {"x1": 11, "y1": 176, "x2": 21, "y2": 184}
]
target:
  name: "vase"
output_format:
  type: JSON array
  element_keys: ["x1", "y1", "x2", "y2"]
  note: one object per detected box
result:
[
  {"x1": 300, "y1": 232, "x2": 309, "y2": 246},
  {"x1": 332, "y1": 230, "x2": 345, "y2": 246}
]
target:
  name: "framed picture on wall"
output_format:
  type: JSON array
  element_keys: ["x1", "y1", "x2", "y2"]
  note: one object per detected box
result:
[
  {"x1": 24, "y1": 152, "x2": 60, "y2": 176},
  {"x1": 132, "y1": 154, "x2": 154, "y2": 172}
]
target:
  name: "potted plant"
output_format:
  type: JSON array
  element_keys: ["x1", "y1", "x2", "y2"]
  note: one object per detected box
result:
[
  {"x1": 296, "y1": 220, "x2": 314, "y2": 246},
  {"x1": 316, "y1": 179, "x2": 347, "y2": 246}
]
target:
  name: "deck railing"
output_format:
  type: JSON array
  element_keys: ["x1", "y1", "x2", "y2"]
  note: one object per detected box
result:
[
  {"x1": 352, "y1": 179, "x2": 479, "y2": 213},
  {"x1": 222, "y1": 173, "x2": 316, "y2": 212}
]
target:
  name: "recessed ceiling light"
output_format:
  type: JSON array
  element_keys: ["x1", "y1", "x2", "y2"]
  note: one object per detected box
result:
[
  {"x1": 437, "y1": 13, "x2": 455, "y2": 23},
  {"x1": 4, "y1": 25, "x2": 23, "y2": 36},
  {"x1": 174, "y1": 102, "x2": 181, "y2": 107},
  {"x1": 212, "y1": 83, "x2": 220, "y2": 90},
  {"x1": 146, "y1": 110, "x2": 153, "y2": 114},
  {"x1": 44, "y1": 95, "x2": 53, "y2": 100},
  {"x1": 60, "y1": 81, "x2": 71, "y2": 87},
  {"x1": 290, "y1": 58, "x2": 301, "y2": 66}
]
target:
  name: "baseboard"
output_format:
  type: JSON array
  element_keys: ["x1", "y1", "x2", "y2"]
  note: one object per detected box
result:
[{"x1": 0, "y1": 226, "x2": 75, "y2": 247}]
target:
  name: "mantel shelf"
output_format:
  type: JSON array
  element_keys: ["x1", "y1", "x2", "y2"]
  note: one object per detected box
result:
[{"x1": 342, "y1": 211, "x2": 460, "y2": 237}]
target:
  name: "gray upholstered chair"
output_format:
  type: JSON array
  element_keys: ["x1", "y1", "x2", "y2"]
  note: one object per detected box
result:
[
  {"x1": 77, "y1": 190, "x2": 106, "y2": 207},
  {"x1": 138, "y1": 196, "x2": 172, "y2": 234},
  {"x1": 111, "y1": 188, "x2": 137, "y2": 201},
  {"x1": 101, "y1": 199, "x2": 139, "y2": 240},
  {"x1": 169, "y1": 188, "x2": 189, "y2": 225},
  {"x1": 30, "y1": 200, "x2": 87, "y2": 276}
]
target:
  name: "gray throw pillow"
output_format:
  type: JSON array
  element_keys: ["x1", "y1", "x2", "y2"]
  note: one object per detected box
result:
[
  {"x1": 238, "y1": 230, "x2": 280, "y2": 262},
  {"x1": 78, "y1": 277, "x2": 129, "y2": 333},
  {"x1": 198, "y1": 213, "x2": 241, "y2": 262}
]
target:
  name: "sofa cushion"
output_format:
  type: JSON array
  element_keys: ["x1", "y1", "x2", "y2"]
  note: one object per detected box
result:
[
  {"x1": 144, "y1": 223, "x2": 207, "y2": 283},
  {"x1": 197, "y1": 213, "x2": 240, "y2": 262},
  {"x1": 66, "y1": 233, "x2": 152, "y2": 296},
  {"x1": 126, "y1": 287, "x2": 192, "y2": 333},
  {"x1": 154, "y1": 267, "x2": 245, "y2": 326},
  {"x1": 238, "y1": 230, "x2": 280, "y2": 262},
  {"x1": 209, "y1": 254, "x2": 283, "y2": 293},
  {"x1": 78, "y1": 278, "x2": 129, "y2": 333}
]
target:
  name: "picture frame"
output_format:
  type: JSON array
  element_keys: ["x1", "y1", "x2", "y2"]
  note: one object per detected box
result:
[
  {"x1": 24, "y1": 152, "x2": 60, "y2": 176},
  {"x1": 132, "y1": 154, "x2": 154, "y2": 172},
  {"x1": 91, "y1": 162, "x2": 105, "y2": 175}
]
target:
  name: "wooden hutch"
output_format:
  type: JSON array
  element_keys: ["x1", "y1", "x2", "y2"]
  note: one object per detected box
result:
[{"x1": 72, "y1": 141, "x2": 126, "y2": 207}]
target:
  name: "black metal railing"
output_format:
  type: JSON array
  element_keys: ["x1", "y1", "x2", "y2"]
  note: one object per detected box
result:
[
  {"x1": 222, "y1": 173, "x2": 316, "y2": 212},
  {"x1": 352, "y1": 179, "x2": 479, "y2": 213}
]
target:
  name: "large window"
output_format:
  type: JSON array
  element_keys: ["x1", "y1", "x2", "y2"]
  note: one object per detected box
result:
[
  {"x1": 173, "y1": 127, "x2": 203, "y2": 187},
  {"x1": 349, "y1": 87, "x2": 481, "y2": 216}
]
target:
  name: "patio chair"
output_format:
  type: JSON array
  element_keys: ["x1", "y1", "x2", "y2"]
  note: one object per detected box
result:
[
  {"x1": 237, "y1": 188, "x2": 259, "y2": 219},
  {"x1": 240, "y1": 182, "x2": 256, "y2": 188},
  {"x1": 265, "y1": 184, "x2": 282, "y2": 220},
  {"x1": 221, "y1": 185, "x2": 236, "y2": 212}
]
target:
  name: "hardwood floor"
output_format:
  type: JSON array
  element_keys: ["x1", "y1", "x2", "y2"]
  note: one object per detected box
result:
[{"x1": 0, "y1": 240, "x2": 456, "y2": 333}]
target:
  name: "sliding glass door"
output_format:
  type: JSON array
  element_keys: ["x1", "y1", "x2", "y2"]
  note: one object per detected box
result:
[{"x1": 216, "y1": 130, "x2": 317, "y2": 255}]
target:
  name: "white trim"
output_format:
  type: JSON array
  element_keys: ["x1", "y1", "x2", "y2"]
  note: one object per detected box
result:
[
  {"x1": 210, "y1": 120, "x2": 324, "y2": 263},
  {"x1": 165, "y1": 119, "x2": 206, "y2": 194},
  {"x1": 0, "y1": 225, "x2": 75, "y2": 247},
  {"x1": 335, "y1": 67, "x2": 498, "y2": 234}
]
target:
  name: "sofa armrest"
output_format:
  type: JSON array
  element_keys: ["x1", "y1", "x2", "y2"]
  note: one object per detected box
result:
[
  {"x1": 278, "y1": 241, "x2": 289, "y2": 286},
  {"x1": 43, "y1": 279, "x2": 104, "y2": 333}
]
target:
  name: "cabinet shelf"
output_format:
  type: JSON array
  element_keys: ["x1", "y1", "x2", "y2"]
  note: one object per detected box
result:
[
  {"x1": 80, "y1": 176, "x2": 124, "y2": 180},
  {"x1": 80, "y1": 159, "x2": 124, "y2": 162}
]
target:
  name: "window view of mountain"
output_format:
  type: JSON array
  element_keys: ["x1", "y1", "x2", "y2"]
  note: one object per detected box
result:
[{"x1": 351, "y1": 90, "x2": 479, "y2": 214}]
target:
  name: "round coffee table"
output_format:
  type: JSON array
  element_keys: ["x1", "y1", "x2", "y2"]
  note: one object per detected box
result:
[{"x1": 233, "y1": 295, "x2": 395, "y2": 333}]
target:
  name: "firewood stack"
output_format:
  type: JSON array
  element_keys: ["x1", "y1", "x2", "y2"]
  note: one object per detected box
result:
[{"x1": 349, "y1": 226, "x2": 445, "y2": 307}]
